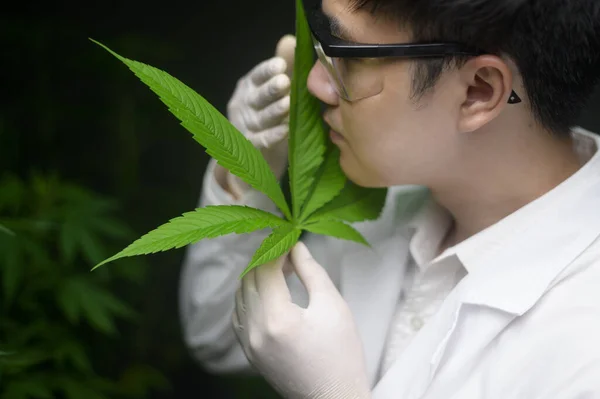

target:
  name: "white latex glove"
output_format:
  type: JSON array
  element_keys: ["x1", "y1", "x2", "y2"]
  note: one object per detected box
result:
[
  {"x1": 223, "y1": 34, "x2": 296, "y2": 198},
  {"x1": 232, "y1": 242, "x2": 372, "y2": 399}
]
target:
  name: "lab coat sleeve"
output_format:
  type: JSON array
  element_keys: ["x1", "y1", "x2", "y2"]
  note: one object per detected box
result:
[
  {"x1": 178, "y1": 159, "x2": 278, "y2": 374},
  {"x1": 178, "y1": 159, "x2": 343, "y2": 374}
]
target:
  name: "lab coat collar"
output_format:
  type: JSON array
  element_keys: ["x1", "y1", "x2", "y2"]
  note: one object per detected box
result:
[
  {"x1": 373, "y1": 127, "x2": 600, "y2": 398},
  {"x1": 343, "y1": 127, "x2": 600, "y2": 387},
  {"x1": 453, "y1": 127, "x2": 600, "y2": 315},
  {"x1": 406, "y1": 196, "x2": 453, "y2": 269},
  {"x1": 401, "y1": 127, "x2": 600, "y2": 315}
]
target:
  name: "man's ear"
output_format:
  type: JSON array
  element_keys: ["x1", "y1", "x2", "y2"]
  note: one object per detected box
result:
[{"x1": 457, "y1": 55, "x2": 514, "y2": 133}]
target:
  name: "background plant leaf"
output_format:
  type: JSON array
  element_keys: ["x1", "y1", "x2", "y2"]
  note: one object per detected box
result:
[
  {"x1": 57, "y1": 276, "x2": 136, "y2": 335},
  {"x1": 53, "y1": 340, "x2": 93, "y2": 373},
  {"x1": 0, "y1": 174, "x2": 26, "y2": 215},
  {"x1": 0, "y1": 224, "x2": 14, "y2": 236},
  {"x1": 299, "y1": 144, "x2": 346, "y2": 221},
  {"x1": 302, "y1": 220, "x2": 369, "y2": 246},
  {"x1": 0, "y1": 173, "x2": 164, "y2": 398},
  {"x1": 0, "y1": 234, "x2": 23, "y2": 305},
  {"x1": 2, "y1": 376, "x2": 53, "y2": 399},
  {"x1": 91, "y1": 39, "x2": 292, "y2": 220},
  {"x1": 242, "y1": 223, "x2": 301, "y2": 278},
  {"x1": 287, "y1": 0, "x2": 328, "y2": 219},
  {"x1": 94, "y1": 205, "x2": 286, "y2": 268},
  {"x1": 308, "y1": 182, "x2": 388, "y2": 223},
  {"x1": 0, "y1": 233, "x2": 48, "y2": 306},
  {"x1": 0, "y1": 349, "x2": 50, "y2": 373},
  {"x1": 58, "y1": 188, "x2": 135, "y2": 265}
]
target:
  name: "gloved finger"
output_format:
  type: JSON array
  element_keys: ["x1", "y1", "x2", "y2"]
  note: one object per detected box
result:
[
  {"x1": 249, "y1": 125, "x2": 288, "y2": 149},
  {"x1": 255, "y1": 255, "x2": 292, "y2": 309},
  {"x1": 253, "y1": 96, "x2": 290, "y2": 130},
  {"x1": 249, "y1": 57, "x2": 287, "y2": 86},
  {"x1": 248, "y1": 74, "x2": 291, "y2": 110},
  {"x1": 275, "y1": 34, "x2": 296, "y2": 79},
  {"x1": 290, "y1": 241, "x2": 338, "y2": 299}
]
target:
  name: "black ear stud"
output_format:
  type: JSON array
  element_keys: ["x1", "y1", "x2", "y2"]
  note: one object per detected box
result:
[{"x1": 508, "y1": 90, "x2": 522, "y2": 104}]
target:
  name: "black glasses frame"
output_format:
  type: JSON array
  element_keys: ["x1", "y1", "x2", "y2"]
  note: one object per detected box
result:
[{"x1": 306, "y1": 1, "x2": 522, "y2": 104}]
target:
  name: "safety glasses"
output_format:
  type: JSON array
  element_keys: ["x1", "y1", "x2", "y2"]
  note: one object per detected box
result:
[{"x1": 306, "y1": 1, "x2": 522, "y2": 103}]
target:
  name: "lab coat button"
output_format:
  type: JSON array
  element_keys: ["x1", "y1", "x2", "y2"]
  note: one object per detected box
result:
[{"x1": 411, "y1": 316, "x2": 424, "y2": 331}]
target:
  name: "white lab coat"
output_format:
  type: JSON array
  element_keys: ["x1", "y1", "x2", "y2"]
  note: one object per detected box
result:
[{"x1": 179, "y1": 126, "x2": 600, "y2": 398}]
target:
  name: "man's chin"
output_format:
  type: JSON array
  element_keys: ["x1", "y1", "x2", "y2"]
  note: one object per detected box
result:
[{"x1": 339, "y1": 159, "x2": 378, "y2": 188}]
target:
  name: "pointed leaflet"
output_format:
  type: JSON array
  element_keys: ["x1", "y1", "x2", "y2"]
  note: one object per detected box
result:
[
  {"x1": 288, "y1": 0, "x2": 328, "y2": 219},
  {"x1": 94, "y1": 206, "x2": 286, "y2": 269},
  {"x1": 302, "y1": 220, "x2": 369, "y2": 246},
  {"x1": 299, "y1": 144, "x2": 346, "y2": 222},
  {"x1": 241, "y1": 224, "x2": 301, "y2": 278},
  {"x1": 307, "y1": 182, "x2": 388, "y2": 223},
  {"x1": 91, "y1": 40, "x2": 291, "y2": 220}
]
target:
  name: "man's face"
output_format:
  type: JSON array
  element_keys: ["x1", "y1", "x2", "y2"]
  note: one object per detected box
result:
[{"x1": 307, "y1": 0, "x2": 462, "y2": 188}]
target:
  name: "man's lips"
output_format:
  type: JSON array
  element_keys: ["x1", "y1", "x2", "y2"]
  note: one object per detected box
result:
[
  {"x1": 329, "y1": 129, "x2": 345, "y2": 143},
  {"x1": 323, "y1": 115, "x2": 345, "y2": 141}
]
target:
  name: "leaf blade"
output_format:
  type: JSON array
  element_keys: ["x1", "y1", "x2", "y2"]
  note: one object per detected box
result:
[
  {"x1": 307, "y1": 182, "x2": 388, "y2": 223},
  {"x1": 288, "y1": 0, "x2": 328, "y2": 218},
  {"x1": 299, "y1": 144, "x2": 346, "y2": 222},
  {"x1": 94, "y1": 205, "x2": 286, "y2": 268},
  {"x1": 241, "y1": 224, "x2": 301, "y2": 278},
  {"x1": 302, "y1": 220, "x2": 369, "y2": 246},
  {"x1": 91, "y1": 39, "x2": 291, "y2": 220}
]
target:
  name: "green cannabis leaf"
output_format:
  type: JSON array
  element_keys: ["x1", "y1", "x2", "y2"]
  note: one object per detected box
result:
[
  {"x1": 243, "y1": 223, "x2": 301, "y2": 278},
  {"x1": 93, "y1": 206, "x2": 287, "y2": 269},
  {"x1": 90, "y1": 39, "x2": 291, "y2": 222},
  {"x1": 307, "y1": 181, "x2": 388, "y2": 223},
  {"x1": 299, "y1": 144, "x2": 346, "y2": 222},
  {"x1": 287, "y1": 0, "x2": 328, "y2": 220},
  {"x1": 92, "y1": 0, "x2": 390, "y2": 277},
  {"x1": 301, "y1": 220, "x2": 368, "y2": 246}
]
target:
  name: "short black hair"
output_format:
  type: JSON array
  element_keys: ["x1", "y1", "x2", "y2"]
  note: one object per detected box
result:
[{"x1": 349, "y1": 0, "x2": 600, "y2": 136}]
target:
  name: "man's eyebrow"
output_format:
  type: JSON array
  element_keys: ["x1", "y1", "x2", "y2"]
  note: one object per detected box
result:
[{"x1": 324, "y1": 12, "x2": 356, "y2": 41}]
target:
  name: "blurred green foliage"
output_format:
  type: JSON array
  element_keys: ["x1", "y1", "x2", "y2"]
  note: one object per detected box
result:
[
  {"x1": 0, "y1": 9, "x2": 288, "y2": 398},
  {"x1": 0, "y1": 173, "x2": 169, "y2": 398}
]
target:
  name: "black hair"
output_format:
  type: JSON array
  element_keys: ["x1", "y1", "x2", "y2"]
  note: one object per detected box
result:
[{"x1": 350, "y1": 0, "x2": 600, "y2": 136}]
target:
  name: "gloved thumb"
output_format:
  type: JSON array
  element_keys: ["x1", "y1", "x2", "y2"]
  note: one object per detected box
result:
[
  {"x1": 290, "y1": 241, "x2": 336, "y2": 296},
  {"x1": 275, "y1": 34, "x2": 296, "y2": 79}
]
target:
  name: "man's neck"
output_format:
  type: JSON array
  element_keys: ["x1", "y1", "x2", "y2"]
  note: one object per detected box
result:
[{"x1": 430, "y1": 124, "x2": 584, "y2": 249}]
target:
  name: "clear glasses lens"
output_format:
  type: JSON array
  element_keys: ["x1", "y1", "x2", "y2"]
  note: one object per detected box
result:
[{"x1": 312, "y1": 36, "x2": 384, "y2": 101}]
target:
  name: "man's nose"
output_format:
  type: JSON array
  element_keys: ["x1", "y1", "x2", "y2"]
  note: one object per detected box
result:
[{"x1": 307, "y1": 61, "x2": 339, "y2": 106}]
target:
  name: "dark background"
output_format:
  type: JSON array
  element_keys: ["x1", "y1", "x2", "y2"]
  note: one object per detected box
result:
[{"x1": 1, "y1": 2, "x2": 599, "y2": 399}]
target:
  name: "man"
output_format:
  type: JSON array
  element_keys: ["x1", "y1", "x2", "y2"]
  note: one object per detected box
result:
[{"x1": 179, "y1": 0, "x2": 600, "y2": 397}]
